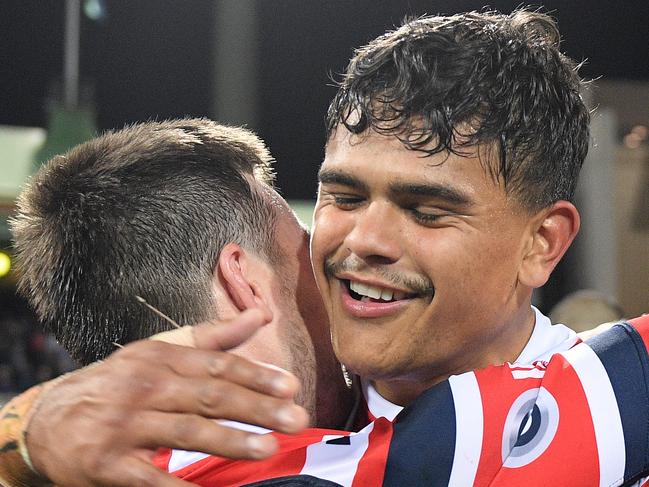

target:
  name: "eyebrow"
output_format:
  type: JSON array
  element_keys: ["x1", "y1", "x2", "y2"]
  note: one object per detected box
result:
[
  {"x1": 318, "y1": 169, "x2": 369, "y2": 192},
  {"x1": 389, "y1": 182, "x2": 473, "y2": 207},
  {"x1": 318, "y1": 168, "x2": 472, "y2": 207}
]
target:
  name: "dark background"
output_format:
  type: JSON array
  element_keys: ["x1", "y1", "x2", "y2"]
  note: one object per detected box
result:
[{"x1": 2, "y1": 0, "x2": 649, "y2": 199}]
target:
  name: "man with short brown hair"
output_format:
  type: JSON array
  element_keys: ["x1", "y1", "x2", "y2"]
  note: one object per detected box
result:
[{"x1": 0, "y1": 119, "x2": 352, "y2": 486}]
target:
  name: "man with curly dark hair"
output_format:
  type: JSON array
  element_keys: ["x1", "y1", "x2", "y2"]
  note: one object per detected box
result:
[{"x1": 312, "y1": 8, "x2": 589, "y2": 406}]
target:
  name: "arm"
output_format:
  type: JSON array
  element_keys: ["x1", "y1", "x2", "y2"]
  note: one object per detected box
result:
[
  {"x1": 0, "y1": 383, "x2": 53, "y2": 487},
  {"x1": 0, "y1": 309, "x2": 309, "y2": 487}
]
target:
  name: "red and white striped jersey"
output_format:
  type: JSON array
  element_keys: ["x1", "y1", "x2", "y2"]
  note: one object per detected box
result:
[{"x1": 154, "y1": 312, "x2": 649, "y2": 486}]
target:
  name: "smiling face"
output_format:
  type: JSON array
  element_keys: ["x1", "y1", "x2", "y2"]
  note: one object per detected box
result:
[{"x1": 311, "y1": 127, "x2": 541, "y2": 404}]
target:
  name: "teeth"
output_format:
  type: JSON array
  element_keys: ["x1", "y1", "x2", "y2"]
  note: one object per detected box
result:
[
  {"x1": 350, "y1": 280, "x2": 399, "y2": 301},
  {"x1": 380, "y1": 288, "x2": 394, "y2": 301},
  {"x1": 355, "y1": 282, "x2": 369, "y2": 297},
  {"x1": 366, "y1": 286, "x2": 381, "y2": 299}
]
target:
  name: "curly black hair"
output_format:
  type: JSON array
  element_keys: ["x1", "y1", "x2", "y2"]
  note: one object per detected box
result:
[{"x1": 326, "y1": 10, "x2": 590, "y2": 210}]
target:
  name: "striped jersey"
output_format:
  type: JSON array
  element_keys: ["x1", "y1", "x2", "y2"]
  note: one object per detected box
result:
[{"x1": 154, "y1": 312, "x2": 649, "y2": 486}]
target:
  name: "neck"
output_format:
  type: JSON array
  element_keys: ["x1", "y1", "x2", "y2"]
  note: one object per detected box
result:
[
  {"x1": 374, "y1": 306, "x2": 537, "y2": 406},
  {"x1": 312, "y1": 360, "x2": 356, "y2": 428}
]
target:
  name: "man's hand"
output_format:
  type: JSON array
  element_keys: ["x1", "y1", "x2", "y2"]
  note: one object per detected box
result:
[{"x1": 26, "y1": 309, "x2": 309, "y2": 487}]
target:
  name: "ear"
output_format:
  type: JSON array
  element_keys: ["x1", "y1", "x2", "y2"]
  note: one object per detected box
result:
[
  {"x1": 216, "y1": 243, "x2": 273, "y2": 321},
  {"x1": 519, "y1": 201, "x2": 580, "y2": 288}
]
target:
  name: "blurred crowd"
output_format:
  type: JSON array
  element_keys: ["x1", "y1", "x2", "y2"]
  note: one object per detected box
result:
[{"x1": 0, "y1": 293, "x2": 77, "y2": 402}]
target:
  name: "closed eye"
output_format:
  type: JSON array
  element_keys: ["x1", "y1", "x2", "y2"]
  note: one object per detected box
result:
[
  {"x1": 410, "y1": 208, "x2": 442, "y2": 223},
  {"x1": 333, "y1": 195, "x2": 364, "y2": 209},
  {"x1": 407, "y1": 205, "x2": 459, "y2": 225}
]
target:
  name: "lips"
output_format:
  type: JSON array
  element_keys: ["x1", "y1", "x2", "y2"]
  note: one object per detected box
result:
[
  {"x1": 348, "y1": 280, "x2": 411, "y2": 302},
  {"x1": 339, "y1": 279, "x2": 414, "y2": 318}
]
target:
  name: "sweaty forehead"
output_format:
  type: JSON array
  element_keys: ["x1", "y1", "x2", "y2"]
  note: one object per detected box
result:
[
  {"x1": 322, "y1": 129, "x2": 404, "y2": 176},
  {"x1": 323, "y1": 127, "x2": 504, "y2": 187},
  {"x1": 321, "y1": 129, "x2": 517, "y2": 214}
]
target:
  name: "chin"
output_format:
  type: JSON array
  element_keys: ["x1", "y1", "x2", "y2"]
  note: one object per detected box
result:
[
  {"x1": 332, "y1": 328, "x2": 388, "y2": 368},
  {"x1": 336, "y1": 349, "x2": 390, "y2": 382}
]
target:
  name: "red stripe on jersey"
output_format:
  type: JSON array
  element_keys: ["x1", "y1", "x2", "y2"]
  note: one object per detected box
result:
[
  {"x1": 472, "y1": 364, "x2": 543, "y2": 486},
  {"x1": 352, "y1": 417, "x2": 393, "y2": 487},
  {"x1": 489, "y1": 353, "x2": 599, "y2": 486},
  {"x1": 169, "y1": 428, "x2": 346, "y2": 486},
  {"x1": 153, "y1": 448, "x2": 172, "y2": 471},
  {"x1": 629, "y1": 315, "x2": 649, "y2": 352}
]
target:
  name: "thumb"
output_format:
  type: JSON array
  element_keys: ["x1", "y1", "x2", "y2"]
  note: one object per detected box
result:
[
  {"x1": 193, "y1": 308, "x2": 270, "y2": 351},
  {"x1": 149, "y1": 308, "x2": 270, "y2": 350}
]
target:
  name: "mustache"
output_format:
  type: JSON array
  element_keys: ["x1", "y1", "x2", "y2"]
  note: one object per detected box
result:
[{"x1": 324, "y1": 257, "x2": 435, "y2": 296}]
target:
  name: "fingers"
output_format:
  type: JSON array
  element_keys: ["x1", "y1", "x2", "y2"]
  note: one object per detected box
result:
[
  {"x1": 111, "y1": 340, "x2": 300, "y2": 400},
  {"x1": 103, "y1": 339, "x2": 309, "y2": 437},
  {"x1": 143, "y1": 377, "x2": 309, "y2": 433},
  {"x1": 134, "y1": 411, "x2": 283, "y2": 460},
  {"x1": 96, "y1": 455, "x2": 199, "y2": 487},
  {"x1": 192, "y1": 308, "x2": 270, "y2": 351},
  {"x1": 23, "y1": 308, "x2": 307, "y2": 486},
  {"x1": 150, "y1": 325, "x2": 195, "y2": 347},
  {"x1": 149, "y1": 309, "x2": 269, "y2": 351}
]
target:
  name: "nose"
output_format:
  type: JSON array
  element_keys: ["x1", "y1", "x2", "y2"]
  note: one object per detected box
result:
[{"x1": 344, "y1": 201, "x2": 402, "y2": 264}]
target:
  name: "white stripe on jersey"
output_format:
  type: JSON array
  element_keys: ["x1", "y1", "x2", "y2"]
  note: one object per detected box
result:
[
  {"x1": 448, "y1": 372, "x2": 483, "y2": 487},
  {"x1": 515, "y1": 306, "x2": 577, "y2": 364},
  {"x1": 169, "y1": 450, "x2": 211, "y2": 473},
  {"x1": 363, "y1": 380, "x2": 403, "y2": 420},
  {"x1": 217, "y1": 420, "x2": 273, "y2": 434},
  {"x1": 299, "y1": 423, "x2": 374, "y2": 487},
  {"x1": 511, "y1": 368, "x2": 546, "y2": 379},
  {"x1": 561, "y1": 343, "x2": 626, "y2": 487},
  {"x1": 168, "y1": 420, "x2": 272, "y2": 472}
]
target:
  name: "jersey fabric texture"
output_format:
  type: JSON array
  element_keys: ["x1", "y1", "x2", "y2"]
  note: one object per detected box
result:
[{"x1": 154, "y1": 311, "x2": 649, "y2": 486}]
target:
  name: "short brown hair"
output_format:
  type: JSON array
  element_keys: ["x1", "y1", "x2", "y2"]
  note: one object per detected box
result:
[{"x1": 11, "y1": 118, "x2": 277, "y2": 365}]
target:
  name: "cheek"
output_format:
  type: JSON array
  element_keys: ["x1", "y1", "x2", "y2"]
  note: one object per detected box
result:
[
  {"x1": 418, "y1": 230, "x2": 521, "y2": 292},
  {"x1": 453, "y1": 239, "x2": 523, "y2": 310},
  {"x1": 311, "y1": 208, "x2": 347, "y2": 266}
]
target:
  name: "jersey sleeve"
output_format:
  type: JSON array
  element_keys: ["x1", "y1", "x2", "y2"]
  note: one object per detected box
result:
[
  {"x1": 489, "y1": 315, "x2": 649, "y2": 486},
  {"x1": 153, "y1": 419, "x2": 395, "y2": 487}
]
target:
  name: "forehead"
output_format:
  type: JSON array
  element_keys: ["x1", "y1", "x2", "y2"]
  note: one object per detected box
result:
[{"x1": 322, "y1": 128, "x2": 503, "y2": 198}]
